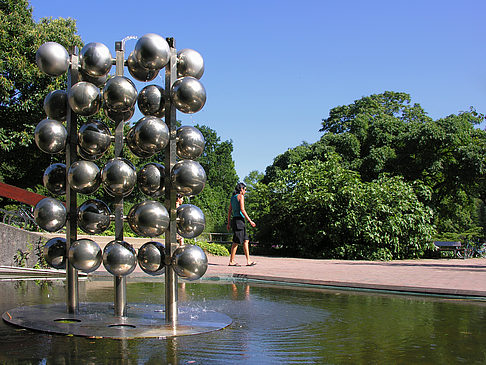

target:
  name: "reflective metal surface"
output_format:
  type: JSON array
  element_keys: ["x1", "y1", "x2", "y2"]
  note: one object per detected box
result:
[
  {"x1": 34, "y1": 197, "x2": 67, "y2": 232},
  {"x1": 79, "y1": 42, "x2": 112, "y2": 77},
  {"x1": 131, "y1": 116, "x2": 169, "y2": 154},
  {"x1": 78, "y1": 120, "x2": 112, "y2": 156},
  {"x1": 77, "y1": 199, "x2": 111, "y2": 234},
  {"x1": 43, "y1": 163, "x2": 66, "y2": 195},
  {"x1": 176, "y1": 126, "x2": 205, "y2": 160},
  {"x1": 177, "y1": 48, "x2": 204, "y2": 79},
  {"x1": 126, "y1": 127, "x2": 154, "y2": 158},
  {"x1": 134, "y1": 33, "x2": 170, "y2": 70},
  {"x1": 104, "y1": 106, "x2": 135, "y2": 122},
  {"x1": 171, "y1": 159, "x2": 206, "y2": 196},
  {"x1": 68, "y1": 81, "x2": 101, "y2": 116},
  {"x1": 170, "y1": 76, "x2": 206, "y2": 114},
  {"x1": 137, "y1": 241, "x2": 166, "y2": 276},
  {"x1": 127, "y1": 51, "x2": 159, "y2": 82},
  {"x1": 68, "y1": 239, "x2": 102, "y2": 273},
  {"x1": 34, "y1": 119, "x2": 67, "y2": 154},
  {"x1": 42, "y1": 237, "x2": 66, "y2": 269},
  {"x1": 102, "y1": 76, "x2": 137, "y2": 112},
  {"x1": 102, "y1": 240, "x2": 137, "y2": 277},
  {"x1": 137, "y1": 84, "x2": 165, "y2": 117},
  {"x1": 137, "y1": 162, "x2": 165, "y2": 198},
  {"x1": 67, "y1": 160, "x2": 101, "y2": 194},
  {"x1": 43, "y1": 90, "x2": 68, "y2": 121},
  {"x1": 102, "y1": 158, "x2": 137, "y2": 197},
  {"x1": 173, "y1": 244, "x2": 208, "y2": 280},
  {"x1": 80, "y1": 69, "x2": 108, "y2": 88},
  {"x1": 176, "y1": 204, "x2": 206, "y2": 239},
  {"x1": 128, "y1": 200, "x2": 169, "y2": 237},
  {"x1": 36, "y1": 42, "x2": 69, "y2": 76}
]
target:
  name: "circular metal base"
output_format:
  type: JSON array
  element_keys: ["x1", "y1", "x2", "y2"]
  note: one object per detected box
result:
[{"x1": 2, "y1": 302, "x2": 232, "y2": 339}]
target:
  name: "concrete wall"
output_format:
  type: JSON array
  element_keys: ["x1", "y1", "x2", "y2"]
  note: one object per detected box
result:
[{"x1": 0, "y1": 223, "x2": 47, "y2": 267}]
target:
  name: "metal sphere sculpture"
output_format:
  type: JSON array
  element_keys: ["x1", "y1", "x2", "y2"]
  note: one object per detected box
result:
[
  {"x1": 171, "y1": 76, "x2": 206, "y2": 114},
  {"x1": 102, "y1": 76, "x2": 137, "y2": 112},
  {"x1": 79, "y1": 42, "x2": 112, "y2": 77},
  {"x1": 173, "y1": 245, "x2": 208, "y2": 281},
  {"x1": 177, "y1": 48, "x2": 204, "y2": 79},
  {"x1": 104, "y1": 106, "x2": 135, "y2": 122},
  {"x1": 34, "y1": 119, "x2": 67, "y2": 154},
  {"x1": 137, "y1": 84, "x2": 165, "y2": 117},
  {"x1": 78, "y1": 120, "x2": 112, "y2": 157},
  {"x1": 134, "y1": 33, "x2": 170, "y2": 70},
  {"x1": 44, "y1": 90, "x2": 68, "y2": 121},
  {"x1": 43, "y1": 163, "x2": 66, "y2": 196},
  {"x1": 171, "y1": 159, "x2": 207, "y2": 196},
  {"x1": 126, "y1": 127, "x2": 154, "y2": 158},
  {"x1": 176, "y1": 126, "x2": 205, "y2": 159},
  {"x1": 68, "y1": 239, "x2": 102, "y2": 273},
  {"x1": 102, "y1": 240, "x2": 137, "y2": 277},
  {"x1": 131, "y1": 116, "x2": 169, "y2": 154},
  {"x1": 43, "y1": 237, "x2": 66, "y2": 269},
  {"x1": 102, "y1": 158, "x2": 137, "y2": 197},
  {"x1": 176, "y1": 204, "x2": 206, "y2": 239},
  {"x1": 36, "y1": 42, "x2": 69, "y2": 76},
  {"x1": 128, "y1": 200, "x2": 169, "y2": 237},
  {"x1": 34, "y1": 197, "x2": 67, "y2": 232},
  {"x1": 68, "y1": 81, "x2": 101, "y2": 116},
  {"x1": 80, "y1": 69, "x2": 108, "y2": 88},
  {"x1": 137, "y1": 241, "x2": 166, "y2": 276},
  {"x1": 78, "y1": 199, "x2": 111, "y2": 234},
  {"x1": 127, "y1": 52, "x2": 159, "y2": 82},
  {"x1": 67, "y1": 160, "x2": 101, "y2": 194},
  {"x1": 138, "y1": 162, "x2": 165, "y2": 198}
]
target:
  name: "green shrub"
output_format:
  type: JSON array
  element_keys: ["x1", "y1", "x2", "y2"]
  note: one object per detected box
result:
[{"x1": 185, "y1": 239, "x2": 229, "y2": 256}]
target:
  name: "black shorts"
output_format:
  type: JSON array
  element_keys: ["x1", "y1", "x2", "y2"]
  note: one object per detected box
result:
[{"x1": 231, "y1": 217, "x2": 249, "y2": 244}]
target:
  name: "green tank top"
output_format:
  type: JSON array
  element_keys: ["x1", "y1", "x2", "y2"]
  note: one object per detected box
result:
[{"x1": 231, "y1": 194, "x2": 244, "y2": 218}]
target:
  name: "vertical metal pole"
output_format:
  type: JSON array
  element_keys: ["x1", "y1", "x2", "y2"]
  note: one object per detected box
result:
[
  {"x1": 113, "y1": 41, "x2": 127, "y2": 317},
  {"x1": 164, "y1": 38, "x2": 178, "y2": 324},
  {"x1": 66, "y1": 47, "x2": 79, "y2": 314}
]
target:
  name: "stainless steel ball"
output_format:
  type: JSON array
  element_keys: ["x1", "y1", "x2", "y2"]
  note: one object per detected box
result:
[
  {"x1": 34, "y1": 197, "x2": 67, "y2": 232},
  {"x1": 138, "y1": 162, "x2": 165, "y2": 198},
  {"x1": 171, "y1": 76, "x2": 206, "y2": 114},
  {"x1": 127, "y1": 51, "x2": 159, "y2": 82},
  {"x1": 80, "y1": 69, "x2": 108, "y2": 88},
  {"x1": 67, "y1": 160, "x2": 101, "y2": 194},
  {"x1": 77, "y1": 199, "x2": 111, "y2": 235},
  {"x1": 43, "y1": 163, "x2": 66, "y2": 195},
  {"x1": 134, "y1": 33, "x2": 170, "y2": 70},
  {"x1": 43, "y1": 237, "x2": 66, "y2": 269},
  {"x1": 104, "y1": 106, "x2": 135, "y2": 122},
  {"x1": 126, "y1": 127, "x2": 154, "y2": 158},
  {"x1": 101, "y1": 158, "x2": 137, "y2": 197},
  {"x1": 78, "y1": 120, "x2": 112, "y2": 156},
  {"x1": 176, "y1": 126, "x2": 205, "y2": 160},
  {"x1": 102, "y1": 240, "x2": 137, "y2": 277},
  {"x1": 132, "y1": 116, "x2": 169, "y2": 154},
  {"x1": 177, "y1": 48, "x2": 204, "y2": 79},
  {"x1": 137, "y1": 84, "x2": 165, "y2": 117},
  {"x1": 79, "y1": 42, "x2": 112, "y2": 77},
  {"x1": 68, "y1": 81, "x2": 101, "y2": 116},
  {"x1": 77, "y1": 145, "x2": 102, "y2": 161},
  {"x1": 128, "y1": 200, "x2": 169, "y2": 237},
  {"x1": 137, "y1": 241, "x2": 166, "y2": 276},
  {"x1": 173, "y1": 244, "x2": 208, "y2": 281},
  {"x1": 36, "y1": 42, "x2": 69, "y2": 77},
  {"x1": 44, "y1": 90, "x2": 68, "y2": 121},
  {"x1": 34, "y1": 119, "x2": 67, "y2": 154},
  {"x1": 68, "y1": 239, "x2": 102, "y2": 273},
  {"x1": 171, "y1": 160, "x2": 207, "y2": 196},
  {"x1": 177, "y1": 204, "x2": 206, "y2": 239},
  {"x1": 102, "y1": 76, "x2": 137, "y2": 112}
]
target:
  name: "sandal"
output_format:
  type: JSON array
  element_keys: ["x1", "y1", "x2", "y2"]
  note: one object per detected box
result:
[
  {"x1": 228, "y1": 263, "x2": 240, "y2": 267},
  {"x1": 246, "y1": 262, "x2": 257, "y2": 266}
]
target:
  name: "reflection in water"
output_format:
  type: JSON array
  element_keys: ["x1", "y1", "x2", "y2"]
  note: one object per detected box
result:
[{"x1": 1, "y1": 279, "x2": 486, "y2": 363}]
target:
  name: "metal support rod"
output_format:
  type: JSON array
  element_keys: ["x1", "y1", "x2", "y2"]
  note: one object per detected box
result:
[
  {"x1": 65, "y1": 47, "x2": 79, "y2": 314},
  {"x1": 164, "y1": 38, "x2": 178, "y2": 324}
]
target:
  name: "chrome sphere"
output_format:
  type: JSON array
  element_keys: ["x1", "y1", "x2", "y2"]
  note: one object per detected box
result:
[
  {"x1": 171, "y1": 76, "x2": 206, "y2": 114},
  {"x1": 44, "y1": 90, "x2": 68, "y2": 121},
  {"x1": 173, "y1": 244, "x2": 208, "y2": 281},
  {"x1": 171, "y1": 160, "x2": 207, "y2": 196},
  {"x1": 34, "y1": 197, "x2": 67, "y2": 232},
  {"x1": 102, "y1": 158, "x2": 137, "y2": 197},
  {"x1": 78, "y1": 199, "x2": 111, "y2": 234},
  {"x1": 68, "y1": 81, "x2": 101, "y2": 116},
  {"x1": 138, "y1": 162, "x2": 165, "y2": 198},
  {"x1": 104, "y1": 106, "x2": 135, "y2": 122},
  {"x1": 137, "y1": 241, "x2": 166, "y2": 276},
  {"x1": 34, "y1": 119, "x2": 67, "y2": 154},
  {"x1": 77, "y1": 145, "x2": 102, "y2": 161},
  {"x1": 36, "y1": 42, "x2": 69, "y2": 77},
  {"x1": 79, "y1": 42, "x2": 112, "y2": 77},
  {"x1": 68, "y1": 239, "x2": 102, "y2": 273},
  {"x1": 137, "y1": 84, "x2": 165, "y2": 117},
  {"x1": 127, "y1": 51, "x2": 159, "y2": 82},
  {"x1": 43, "y1": 237, "x2": 66, "y2": 269},
  {"x1": 128, "y1": 200, "x2": 169, "y2": 237},
  {"x1": 177, "y1": 204, "x2": 206, "y2": 239},
  {"x1": 67, "y1": 160, "x2": 101, "y2": 194},
  {"x1": 126, "y1": 127, "x2": 154, "y2": 158},
  {"x1": 176, "y1": 126, "x2": 205, "y2": 159},
  {"x1": 134, "y1": 33, "x2": 170, "y2": 70},
  {"x1": 43, "y1": 163, "x2": 66, "y2": 195},
  {"x1": 102, "y1": 76, "x2": 137, "y2": 112},
  {"x1": 177, "y1": 48, "x2": 204, "y2": 79},
  {"x1": 102, "y1": 240, "x2": 137, "y2": 277},
  {"x1": 78, "y1": 120, "x2": 112, "y2": 156},
  {"x1": 80, "y1": 69, "x2": 108, "y2": 88},
  {"x1": 132, "y1": 116, "x2": 169, "y2": 154}
]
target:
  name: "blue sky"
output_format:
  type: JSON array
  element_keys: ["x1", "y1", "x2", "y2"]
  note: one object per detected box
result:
[{"x1": 29, "y1": 0, "x2": 486, "y2": 180}]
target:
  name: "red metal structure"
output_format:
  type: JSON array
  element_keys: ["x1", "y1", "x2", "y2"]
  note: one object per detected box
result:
[{"x1": 0, "y1": 182, "x2": 47, "y2": 206}]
